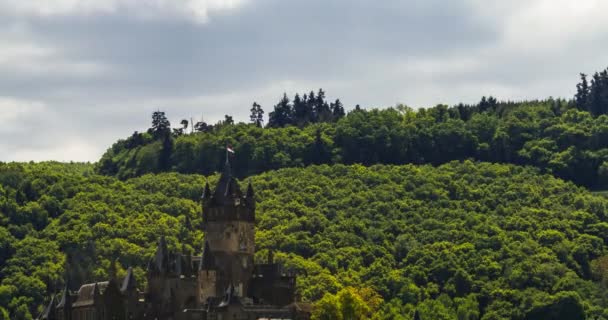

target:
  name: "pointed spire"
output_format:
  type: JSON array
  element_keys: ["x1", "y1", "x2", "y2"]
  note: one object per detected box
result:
[
  {"x1": 57, "y1": 283, "x2": 71, "y2": 308},
  {"x1": 201, "y1": 181, "x2": 211, "y2": 200},
  {"x1": 154, "y1": 236, "x2": 169, "y2": 273},
  {"x1": 199, "y1": 241, "x2": 215, "y2": 271},
  {"x1": 246, "y1": 179, "x2": 254, "y2": 198},
  {"x1": 121, "y1": 267, "x2": 137, "y2": 293},
  {"x1": 93, "y1": 282, "x2": 100, "y2": 299},
  {"x1": 175, "y1": 254, "x2": 183, "y2": 275},
  {"x1": 39, "y1": 296, "x2": 56, "y2": 320}
]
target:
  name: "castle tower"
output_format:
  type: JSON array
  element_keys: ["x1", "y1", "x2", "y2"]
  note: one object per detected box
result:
[{"x1": 201, "y1": 156, "x2": 255, "y2": 298}]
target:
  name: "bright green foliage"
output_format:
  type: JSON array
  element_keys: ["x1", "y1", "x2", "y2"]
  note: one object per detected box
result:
[
  {"x1": 2, "y1": 161, "x2": 608, "y2": 318},
  {"x1": 312, "y1": 287, "x2": 382, "y2": 320}
]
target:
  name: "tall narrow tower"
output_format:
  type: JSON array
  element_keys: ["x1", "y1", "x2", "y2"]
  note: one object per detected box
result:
[{"x1": 201, "y1": 157, "x2": 255, "y2": 297}]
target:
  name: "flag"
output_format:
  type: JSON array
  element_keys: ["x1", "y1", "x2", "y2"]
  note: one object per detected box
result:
[{"x1": 226, "y1": 146, "x2": 235, "y2": 154}]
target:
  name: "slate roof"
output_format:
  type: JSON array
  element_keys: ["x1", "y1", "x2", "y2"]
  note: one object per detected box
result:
[{"x1": 72, "y1": 282, "x2": 108, "y2": 308}]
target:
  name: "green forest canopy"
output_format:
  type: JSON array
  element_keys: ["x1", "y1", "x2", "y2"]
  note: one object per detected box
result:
[{"x1": 2, "y1": 161, "x2": 608, "y2": 319}]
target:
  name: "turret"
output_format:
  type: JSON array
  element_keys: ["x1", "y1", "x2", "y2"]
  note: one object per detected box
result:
[
  {"x1": 199, "y1": 241, "x2": 216, "y2": 271},
  {"x1": 201, "y1": 182, "x2": 211, "y2": 201},
  {"x1": 121, "y1": 267, "x2": 137, "y2": 293},
  {"x1": 197, "y1": 241, "x2": 218, "y2": 303},
  {"x1": 150, "y1": 236, "x2": 169, "y2": 274},
  {"x1": 246, "y1": 180, "x2": 255, "y2": 208},
  {"x1": 200, "y1": 154, "x2": 256, "y2": 297},
  {"x1": 56, "y1": 285, "x2": 72, "y2": 320},
  {"x1": 38, "y1": 296, "x2": 56, "y2": 320}
]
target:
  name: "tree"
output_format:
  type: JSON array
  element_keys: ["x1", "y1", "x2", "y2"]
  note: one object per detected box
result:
[
  {"x1": 194, "y1": 121, "x2": 212, "y2": 133},
  {"x1": 294, "y1": 93, "x2": 312, "y2": 126},
  {"x1": 150, "y1": 111, "x2": 171, "y2": 139},
  {"x1": 315, "y1": 89, "x2": 332, "y2": 122},
  {"x1": 575, "y1": 73, "x2": 590, "y2": 111},
  {"x1": 312, "y1": 293, "x2": 342, "y2": 320},
  {"x1": 268, "y1": 93, "x2": 293, "y2": 128},
  {"x1": 158, "y1": 134, "x2": 173, "y2": 171},
  {"x1": 250, "y1": 102, "x2": 264, "y2": 127},
  {"x1": 331, "y1": 99, "x2": 345, "y2": 121},
  {"x1": 223, "y1": 115, "x2": 234, "y2": 126},
  {"x1": 180, "y1": 119, "x2": 189, "y2": 132}
]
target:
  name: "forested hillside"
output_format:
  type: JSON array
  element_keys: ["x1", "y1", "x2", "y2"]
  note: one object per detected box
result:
[
  {"x1": 98, "y1": 97, "x2": 608, "y2": 193},
  {"x1": 2, "y1": 161, "x2": 608, "y2": 319}
]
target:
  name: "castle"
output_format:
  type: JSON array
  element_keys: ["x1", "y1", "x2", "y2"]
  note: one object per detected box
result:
[{"x1": 36, "y1": 157, "x2": 311, "y2": 320}]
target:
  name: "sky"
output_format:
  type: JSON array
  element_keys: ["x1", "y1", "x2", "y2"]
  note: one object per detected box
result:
[{"x1": 1, "y1": 0, "x2": 608, "y2": 162}]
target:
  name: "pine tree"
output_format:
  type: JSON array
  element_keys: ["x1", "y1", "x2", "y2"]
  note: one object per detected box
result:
[
  {"x1": 150, "y1": 111, "x2": 171, "y2": 139},
  {"x1": 307, "y1": 90, "x2": 316, "y2": 121},
  {"x1": 314, "y1": 88, "x2": 331, "y2": 122},
  {"x1": 575, "y1": 73, "x2": 590, "y2": 111},
  {"x1": 268, "y1": 93, "x2": 293, "y2": 127},
  {"x1": 330, "y1": 98, "x2": 345, "y2": 121},
  {"x1": 293, "y1": 93, "x2": 311, "y2": 126},
  {"x1": 590, "y1": 72, "x2": 603, "y2": 116},
  {"x1": 250, "y1": 102, "x2": 264, "y2": 127}
]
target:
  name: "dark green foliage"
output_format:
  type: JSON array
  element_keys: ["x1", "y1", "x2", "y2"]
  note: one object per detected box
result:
[
  {"x1": 250, "y1": 102, "x2": 264, "y2": 127},
  {"x1": 268, "y1": 93, "x2": 294, "y2": 128},
  {"x1": 149, "y1": 111, "x2": 171, "y2": 139},
  {"x1": 576, "y1": 67, "x2": 608, "y2": 116}
]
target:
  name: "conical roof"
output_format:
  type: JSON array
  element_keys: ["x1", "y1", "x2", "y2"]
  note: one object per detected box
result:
[
  {"x1": 199, "y1": 241, "x2": 215, "y2": 271},
  {"x1": 246, "y1": 180, "x2": 254, "y2": 198},
  {"x1": 56, "y1": 285, "x2": 71, "y2": 308},
  {"x1": 213, "y1": 157, "x2": 242, "y2": 201},
  {"x1": 39, "y1": 296, "x2": 56, "y2": 320},
  {"x1": 153, "y1": 236, "x2": 169, "y2": 273},
  {"x1": 121, "y1": 267, "x2": 137, "y2": 292}
]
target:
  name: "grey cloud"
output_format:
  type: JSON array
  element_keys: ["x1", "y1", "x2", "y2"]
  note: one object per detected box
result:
[{"x1": 0, "y1": 0, "x2": 606, "y2": 161}]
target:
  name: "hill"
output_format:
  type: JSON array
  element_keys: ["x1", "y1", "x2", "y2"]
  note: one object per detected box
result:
[
  {"x1": 97, "y1": 99, "x2": 608, "y2": 191},
  {"x1": 2, "y1": 161, "x2": 608, "y2": 319}
]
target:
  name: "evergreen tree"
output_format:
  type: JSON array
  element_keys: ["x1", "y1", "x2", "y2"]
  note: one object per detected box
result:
[
  {"x1": 575, "y1": 73, "x2": 590, "y2": 111},
  {"x1": 268, "y1": 93, "x2": 293, "y2": 127},
  {"x1": 250, "y1": 102, "x2": 264, "y2": 127},
  {"x1": 330, "y1": 99, "x2": 345, "y2": 121},
  {"x1": 589, "y1": 72, "x2": 603, "y2": 116},
  {"x1": 315, "y1": 88, "x2": 332, "y2": 122},
  {"x1": 293, "y1": 93, "x2": 311, "y2": 126},
  {"x1": 149, "y1": 111, "x2": 171, "y2": 139},
  {"x1": 307, "y1": 90, "x2": 317, "y2": 121}
]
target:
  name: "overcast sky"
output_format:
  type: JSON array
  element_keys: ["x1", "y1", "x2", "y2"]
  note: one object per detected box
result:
[{"x1": 1, "y1": 0, "x2": 608, "y2": 162}]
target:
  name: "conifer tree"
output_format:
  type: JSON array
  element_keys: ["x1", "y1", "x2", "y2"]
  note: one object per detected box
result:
[
  {"x1": 250, "y1": 102, "x2": 264, "y2": 127},
  {"x1": 330, "y1": 99, "x2": 345, "y2": 121},
  {"x1": 268, "y1": 93, "x2": 293, "y2": 127},
  {"x1": 575, "y1": 73, "x2": 590, "y2": 111}
]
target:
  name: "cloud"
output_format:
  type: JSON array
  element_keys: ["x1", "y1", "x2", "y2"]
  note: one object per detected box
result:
[
  {"x1": 0, "y1": 0, "x2": 607, "y2": 162},
  {"x1": 0, "y1": 0, "x2": 247, "y2": 23}
]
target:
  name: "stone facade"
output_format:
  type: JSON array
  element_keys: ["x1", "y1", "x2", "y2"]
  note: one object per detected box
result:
[{"x1": 37, "y1": 158, "x2": 311, "y2": 320}]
